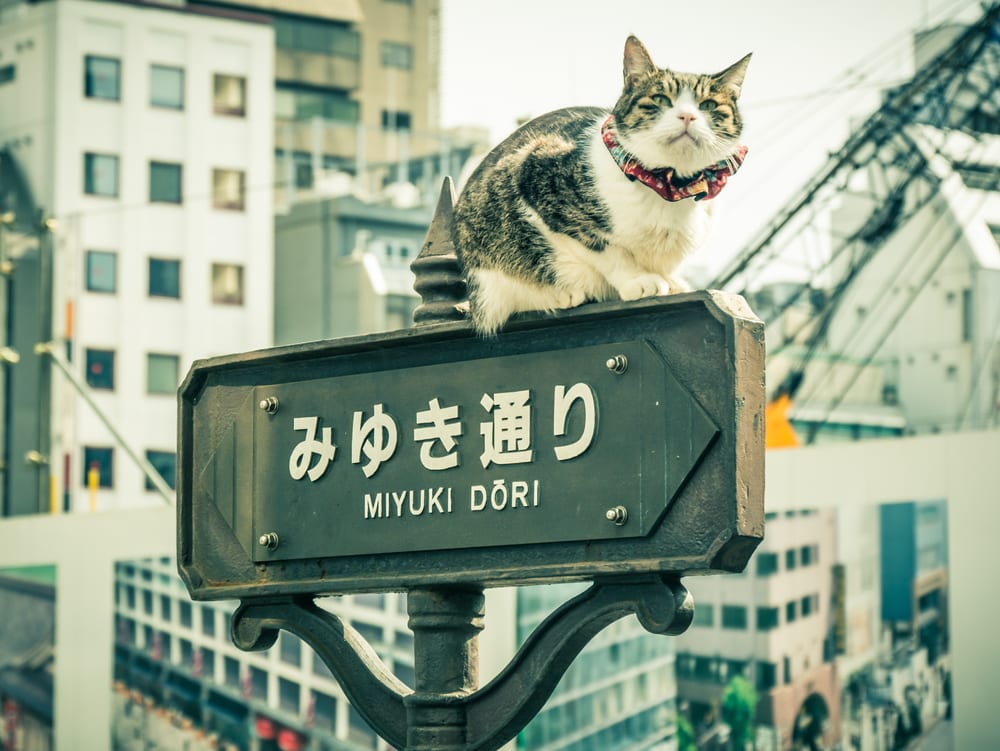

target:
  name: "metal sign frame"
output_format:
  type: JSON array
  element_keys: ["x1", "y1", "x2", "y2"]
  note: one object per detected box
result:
[{"x1": 177, "y1": 291, "x2": 763, "y2": 601}]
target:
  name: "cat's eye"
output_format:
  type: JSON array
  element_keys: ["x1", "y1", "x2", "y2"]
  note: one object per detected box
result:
[
  {"x1": 699, "y1": 99, "x2": 718, "y2": 111},
  {"x1": 638, "y1": 94, "x2": 671, "y2": 111}
]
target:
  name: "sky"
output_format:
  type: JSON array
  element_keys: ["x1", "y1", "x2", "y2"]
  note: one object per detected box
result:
[{"x1": 437, "y1": 0, "x2": 983, "y2": 279}]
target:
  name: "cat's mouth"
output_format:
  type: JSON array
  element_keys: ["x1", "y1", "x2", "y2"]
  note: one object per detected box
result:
[{"x1": 668, "y1": 132, "x2": 700, "y2": 146}]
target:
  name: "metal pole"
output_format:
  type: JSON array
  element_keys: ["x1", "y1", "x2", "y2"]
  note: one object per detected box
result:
[
  {"x1": 404, "y1": 587, "x2": 484, "y2": 751},
  {"x1": 406, "y1": 175, "x2": 479, "y2": 751}
]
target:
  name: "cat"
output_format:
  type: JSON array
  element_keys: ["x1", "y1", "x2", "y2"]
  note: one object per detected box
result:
[{"x1": 454, "y1": 35, "x2": 751, "y2": 335}]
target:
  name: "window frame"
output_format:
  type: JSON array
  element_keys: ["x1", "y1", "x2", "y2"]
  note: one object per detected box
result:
[
  {"x1": 148, "y1": 257, "x2": 181, "y2": 299},
  {"x1": 149, "y1": 161, "x2": 183, "y2": 204},
  {"x1": 721, "y1": 604, "x2": 748, "y2": 630},
  {"x1": 83, "y1": 152, "x2": 120, "y2": 198},
  {"x1": 85, "y1": 250, "x2": 118, "y2": 294},
  {"x1": 211, "y1": 262, "x2": 245, "y2": 306},
  {"x1": 85, "y1": 347, "x2": 116, "y2": 390},
  {"x1": 146, "y1": 352, "x2": 180, "y2": 395},
  {"x1": 213, "y1": 73, "x2": 247, "y2": 117},
  {"x1": 380, "y1": 41, "x2": 413, "y2": 70},
  {"x1": 212, "y1": 167, "x2": 246, "y2": 211},
  {"x1": 83, "y1": 445, "x2": 114, "y2": 488},
  {"x1": 84, "y1": 54, "x2": 121, "y2": 101},
  {"x1": 150, "y1": 63, "x2": 185, "y2": 110},
  {"x1": 145, "y1": 449, "x2": 176, "y2": 491}
]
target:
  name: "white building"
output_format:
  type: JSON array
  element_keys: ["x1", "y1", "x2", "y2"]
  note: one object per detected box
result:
[
  {"x1": 674, "y1": 508, "x2": 839, "y2": 750},
  {"x1": 0, "y1": 0, "x2": 274, "y2": 511}
]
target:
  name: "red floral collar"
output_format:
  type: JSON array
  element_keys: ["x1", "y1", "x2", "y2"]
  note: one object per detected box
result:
[{"x1": 601, "y1": 115, "x2": 747, "y2": 202}]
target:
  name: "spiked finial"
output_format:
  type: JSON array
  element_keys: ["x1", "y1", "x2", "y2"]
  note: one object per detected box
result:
[{"x1": 411, "y1": 176, "x2": 468, "y2": 325}]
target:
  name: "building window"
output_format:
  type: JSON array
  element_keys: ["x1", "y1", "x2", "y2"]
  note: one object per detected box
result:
[
  {"x1": 198, "y1": 647, "x2": 215, "y2": 679},
  {"x1": 160, "y1": 594, "x2": 172, "y2": 621},
  {"x1": 313, "y1": 691, "x2": 336, "y2": 731},
  {"x1": 212, "y1": 168, "x2": 245, "y2": 211},
  {"x1": 785, "y1": 548, "x2": 797, "y2": 571},
  {"x1": 83, "y1": 446, "x2": 113, "y2": 488},
  {"x1": 145, "y1": 450, "x2": 176, "y2": 491},
  {"x1": 0, "y1": 64, "x2": 15, "y2": 86},
  {"x1": 84, "y1": 55, "x2": 120, "y2": 100},
  {"x1": 381, "y1": 109, "x2": 412, "y2": 130},
  {"x1": 211, "y1": 263, "x2": 244, "y2": 305},
  {"x1": 148, "y1": 258, "x2": 181, "y2": 299},
  {"x1": 147, "y1": 353, "x2": 179, "y2": 394},
  {"x1": 801, "y1": 544, "x2": 817, "y2": 566},
  {"x1": 380, "y1": 41, "x2": 413, "y2": 70},
  {"x1": 756, "y1": 607, "x2": 779, "y2": 631},
  {"x1": 692, "y1": 604, "x2": 714, "y2": 628},
  {"x1": 84, "y1": 153, "x2": 119, "y2": 197},
  {"x1": 962, "y1": 288, "x2": 973, "y2": 343},
  {"x1": 274, "y1": 17, "x2": 360, "y2": 58},
  {"x1": 179, "y1": 601, "x2": 192, "y2": 628},
  {"x1": 85, "y1": 348, "x2": 115, "y2": 390},
  {"x1": 250, "y1": 666, "x2": 267, "y2": 700},
  {"x1": 202, "y1": 605, "x2": 216, "y2": 637},
  {"x1": 756, "y1": 552, "x2": 779, "y2": 576},
  {"x1": 279, "y1": 678, "x2": 300, "y2": 714},
  {"x1": 150, "y1": 64, "x2": 184, "y2": 109},
  {"x1": 756, "y1": 662, "x2": 777, "y2": 692},
  {"x1": 721, "y1": 605, "x2": 747, "y2": 630},
  {"x1": 276, "y1": 85, "x2": 359, "y2": 123},
  {"x1": 280, "y1": 633, "x2": 301, "y2": 666},
  {"x1": 150, "y1": 161, "x2": 182, "y2": 203},
  {"x1": 785, "y1": 600, "x2": 798, "y2": 623},
  {"x1": 801, "y1": 594, "x2": 818, "y2": 617},
  {"x1": 85, "y1": 250, "x2": 117, "y2": 293},
  {"x1": 213, "y1": 73, "x2": 246, "y2": 117},
  {"x1": 224, "y1": 656, "x2": 240, "y2": 689}
]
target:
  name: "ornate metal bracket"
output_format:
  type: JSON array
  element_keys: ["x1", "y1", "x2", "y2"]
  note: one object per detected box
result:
[{"x1": 230, "y1": 576, "x2": 693, "y2": 751}]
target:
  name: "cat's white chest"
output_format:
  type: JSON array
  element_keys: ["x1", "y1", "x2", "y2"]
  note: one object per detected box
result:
[{"x1": 589, "y1": 131, "x2": 711, "y2": 264}]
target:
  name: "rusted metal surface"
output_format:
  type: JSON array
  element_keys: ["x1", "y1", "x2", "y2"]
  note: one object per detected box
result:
[{"x1": 177, "y1": 291, "x2": 764, "y2": 600}]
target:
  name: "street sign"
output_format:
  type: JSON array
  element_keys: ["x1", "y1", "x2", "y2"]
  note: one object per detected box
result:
[{"x1": 178, "y1": 291, "x2": 764, "y2": 599}]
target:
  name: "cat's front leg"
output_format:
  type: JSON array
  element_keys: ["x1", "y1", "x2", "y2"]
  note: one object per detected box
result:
[{"x1": 613, "y1": 272, "x2": 672, "y2": 301}]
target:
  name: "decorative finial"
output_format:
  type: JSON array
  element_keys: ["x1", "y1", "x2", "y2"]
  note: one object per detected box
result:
[{"x1": 411, "y1": 177, "x2": 468, "y2": 325}]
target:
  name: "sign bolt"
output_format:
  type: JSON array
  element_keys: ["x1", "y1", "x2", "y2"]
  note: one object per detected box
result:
[
  {"x1": 259, "y1": 396, "x2": 279, "y2": 414},
  {"x1": 605, "y1": 355, "x2": 628, "y2": 374},
  {"x1": 258, "y1": 532, "x2": 279, "y2": 550},
  {"x1": 605, "y1": 506, "x2": 628, "y2": 526}
]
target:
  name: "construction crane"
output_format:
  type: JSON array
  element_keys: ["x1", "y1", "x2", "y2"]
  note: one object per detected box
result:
[{"x1": 711, "y1": 2, "x2": 1000, "y2": 443}]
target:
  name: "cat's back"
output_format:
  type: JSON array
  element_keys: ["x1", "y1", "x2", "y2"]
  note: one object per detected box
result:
[{"x1": 460, "y1": 106, "x2": 606, "y2": 195}]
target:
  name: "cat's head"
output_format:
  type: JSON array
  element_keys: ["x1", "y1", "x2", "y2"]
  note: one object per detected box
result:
[{"x1": 611, "y1": 36, "x2": 750, "y2": 177}]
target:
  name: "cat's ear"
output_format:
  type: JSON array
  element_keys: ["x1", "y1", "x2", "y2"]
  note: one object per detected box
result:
[
  {"x1": 714, "y1": 53, "x2": 752, "y2": 98},
  {"x1": 623, "y1": 35, "x2": 657, "y2": 88}
]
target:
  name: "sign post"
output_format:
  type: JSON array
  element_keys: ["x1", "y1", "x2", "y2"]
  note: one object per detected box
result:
[{"x1": 178, "y1": 179, "x2": 765, "y2": 750}]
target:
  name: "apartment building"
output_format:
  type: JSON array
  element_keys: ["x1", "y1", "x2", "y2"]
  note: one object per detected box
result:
[
  {"x1": 0, "y1": 0, "x2": 274, "y2": 515},
  {"x1": 675, "y1": 509, "x2": 840, "y2": 750}
]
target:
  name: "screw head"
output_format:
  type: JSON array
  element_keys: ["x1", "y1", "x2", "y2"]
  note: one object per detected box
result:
[
  {"x1": 605, "y1": 506, "x2": 628, "y2": 526},
  {"x1": 605, "y1": 355, "x2": 628, "y2": 374},
  {"x1": 259, "y1": 396, "x2": 279, "y2": 414},
  {"x1": 258, "y1": 532, "x2": 279, "y2": 550}
]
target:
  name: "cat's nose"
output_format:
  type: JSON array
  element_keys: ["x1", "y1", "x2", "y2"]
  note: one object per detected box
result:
[{"x1": 677, "y1": 112, "x2": 697, "y2": 126}]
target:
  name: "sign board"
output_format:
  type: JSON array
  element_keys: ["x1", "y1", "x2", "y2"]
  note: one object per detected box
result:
[{"x1": 178, "y1": 292, "x2": 764, "y2": 599}]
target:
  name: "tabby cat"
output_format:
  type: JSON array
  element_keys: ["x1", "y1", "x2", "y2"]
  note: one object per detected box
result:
[{"x1": 454, "y1": 36, "x2": 751, "y2": 334}]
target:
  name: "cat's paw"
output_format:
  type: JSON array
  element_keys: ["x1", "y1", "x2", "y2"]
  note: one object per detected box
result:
[
  {"x1": 665, "y1": 275, "x2": 692, "y2": 293},
  {"x1": 553, "y1": 288, "x2": 588, "y2": 310},
  {"x1": 617, "y1": 274, "x2": 671, "y2": 301}
]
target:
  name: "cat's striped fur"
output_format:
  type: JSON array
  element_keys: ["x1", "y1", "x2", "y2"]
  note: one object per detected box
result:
[{"x1": 455, "y1": 36, "x2": 751, "y2": 334}]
